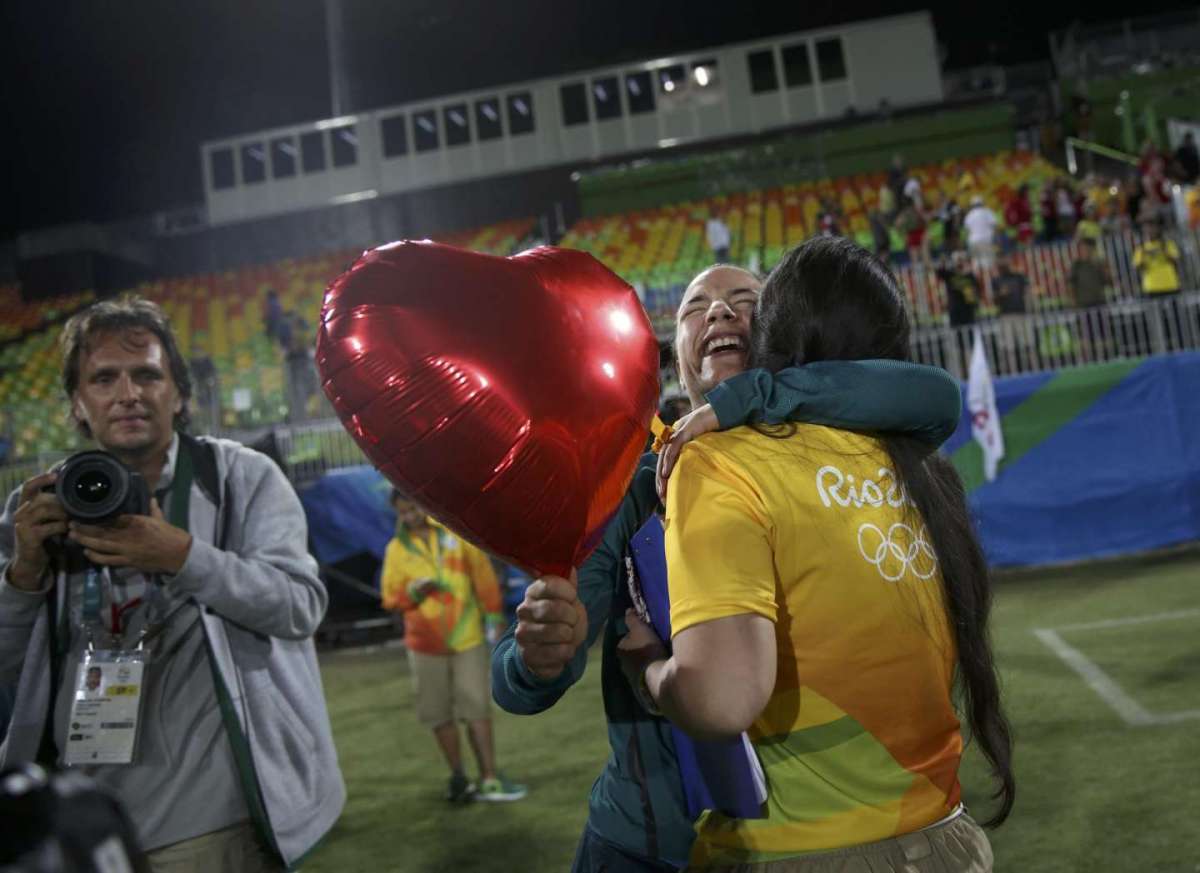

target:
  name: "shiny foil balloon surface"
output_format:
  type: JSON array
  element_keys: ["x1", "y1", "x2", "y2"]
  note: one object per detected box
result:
[{"x1": 317, "y1": 241, "x2": 661, "y2": 577}]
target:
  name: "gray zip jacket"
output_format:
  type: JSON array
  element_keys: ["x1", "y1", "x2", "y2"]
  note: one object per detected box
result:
[{"x1": 0, "y1": 433, "x2": 345, "y2": 868}]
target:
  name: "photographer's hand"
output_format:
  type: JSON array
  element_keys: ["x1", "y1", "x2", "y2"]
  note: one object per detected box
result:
[
  {"x1": 7, "y1": 472, "x2": 69, "y2": 591},
  {"x1": 68, "y1": 499, "x2": 193, "y2": 576}
]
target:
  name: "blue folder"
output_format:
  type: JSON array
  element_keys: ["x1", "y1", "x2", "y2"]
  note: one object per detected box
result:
[{"x1": 628, "y1": 515, "x2": 766, "y2": 819}]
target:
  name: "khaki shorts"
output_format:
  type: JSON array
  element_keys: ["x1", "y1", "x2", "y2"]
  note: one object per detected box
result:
[
  {"x1": 407, "y1": 643, "x2": 492, "y2": 727},
  {"x1": 694, "y1": 808, "x2": 993, "y2": 873}
]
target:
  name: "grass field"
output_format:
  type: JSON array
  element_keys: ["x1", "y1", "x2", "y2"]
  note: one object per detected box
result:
[{"x1": 305, "y1": 550, "x2": 1200, "y2": 873}]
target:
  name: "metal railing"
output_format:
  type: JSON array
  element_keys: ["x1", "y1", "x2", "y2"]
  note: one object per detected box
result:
[
  {"x1": 892, "y1": 225, "x2": 1200, "y2": 322},
  {"x1": 912, "y1": 292, "x2": 1199, "y2": 379}
]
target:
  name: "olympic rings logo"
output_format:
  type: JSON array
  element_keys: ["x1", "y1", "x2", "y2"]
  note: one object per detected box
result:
[{"x1": 857, "y1": 523, "x2": 938, "y2": 582}]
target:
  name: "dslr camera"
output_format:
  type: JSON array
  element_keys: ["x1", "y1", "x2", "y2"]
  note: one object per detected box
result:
[{"x1": 51, "y1": 450, "x2": 151, "y2": 524}]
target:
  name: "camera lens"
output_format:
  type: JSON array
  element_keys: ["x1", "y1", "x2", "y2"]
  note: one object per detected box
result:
[{"x1": 74, "y1": 471, "x2": 113, "y2": 504}]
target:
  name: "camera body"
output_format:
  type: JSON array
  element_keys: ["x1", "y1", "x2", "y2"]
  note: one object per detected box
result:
[{"x1": 52, "y1": 450, "x2": 151, "y2": 524}]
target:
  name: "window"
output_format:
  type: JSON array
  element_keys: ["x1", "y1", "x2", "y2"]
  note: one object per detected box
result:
[
  {"x1": 691, "y1": 58, "x2": 719, "y2": 88},
  {"x1": 413, "y1": 110, "x2": 439, "y2": 152},
  {"x1": 444, "y1": 104, "x2": 471, "y2": 146},
  {"x1": 270, "y1": 137, "x2": 296, "y2": 178},
  {"x1": 625, "y1": 71, "x2": 655, "y2": 114},
  {"x1": 475, "y1": 98, "x2": 502, "y2": 140},
  {"x1": 330, "y1": 125, "x2": 358, "y2": 167},
  {"x1": 781, "y1": 43, "x2": 813, "y2": 87},
  {"x1": 658, "y1": 64, "x2": 686, "y2": 95},
  {"x1": 380, "y1": 114, "x2": 408, "y2": 157},
  {"x1": 592, "y1": 76, "x2": 621, "y2": 120},
  {"x1": 300, "y1": 131, "x2": 326, "y2": 173},
  {"x1": 506, "y1": 92, "x2": 535, "y2": 135},
  {"x1": 747, "y1": 49, "x2": 779, "y2": 94},
  {"x1": 240, "y1": 142, "x2": 266, "y2": 184},
  {"x1": 210, "y1": 147, "x2": 235, "y2": 190},
  {"x1": 560, "y1": 82, "x2": 589, "y2": 126},
  {"x1": 816, "y1": 38, "x2": 847, "y2": 82}
]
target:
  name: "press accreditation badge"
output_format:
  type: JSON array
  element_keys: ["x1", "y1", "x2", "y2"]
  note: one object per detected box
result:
[{"x1": 64, "y1": 649, "x2": 148, "y2": 766}]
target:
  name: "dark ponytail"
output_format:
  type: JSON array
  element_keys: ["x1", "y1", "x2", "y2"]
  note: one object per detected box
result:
[{"x1": 754, "y1": 237, "x2": 1015, "y2": 826}]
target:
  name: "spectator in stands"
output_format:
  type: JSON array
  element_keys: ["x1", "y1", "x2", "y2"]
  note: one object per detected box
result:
[
  {"x1": 938, "y1": 251, "x2": 979, "y2": 328},
  {"x1": 877, "y1": 178, "x2": 897, "y2": 222},
  {"x1": 273, "y1": 304, "x2": 293, "y2": 352},
  {"x1": 994, "y1": 253, "x2": 1034, "y2": 368},
  {"x1": 381, "y1": 489, "x2": 526, "y2": 804},
  {"x1": 623, "y1": 237, "x2": 1010, "y2": 871},
  {"x1": 0, "y1": 297, "x2": 344, "y2": 870},
  {"x1": 1039, "y1": 183, "x2": 1058, "y2": 242},
  {"x1": 897, "y1": 196, "x2": 929, "y2": 268},
  {"x1": 263, "y1": 288, "x2": 283, "y2": 342},
  {"x1": 994, "y1": 253, "x2": 1029, "y2": 316},
  {"x1": 1005, "y1": 184, "x2": 1034, "y2": 248},
  {"x1": 903, "y1": 173, "x2": 923, "y2": 211},
  {"x1": 1173, "y1": 132, "x2": 1199, "y2": 185},
  {"x1": 964, "y1": 195, "x2": 998, "y2": 267},
  {"x1": 937, "y1": 195, "x2": 964, "y2": 254},
  {"x1": 283, "y1": 312, "x2": 317, "y2": 423},
  {"x1": 1141, "y1": 155, "x2": 1174, "y2": 226},
  {"x1": 705, "y1": 207, "x2": 731, "y2": 263},
  {"x1": 1074, "y1": 203, "x2": 1104, "y2": 244},
  {"x1": 1134, "y1": 220, "x2": 1181, "y2": 297},
  {"x1": 1070, "y1": 237, "x2": 1111, "y2": 360},
  {"x1": 1124, "y1": 170, "x2": 1145, "y2": 228},
  {"x1": 817, "y1": 196, "x2": 842, "y2": 237},
  {"x1": 492, "y1": 262, "x2": 964, "y2": 873},
  {"x1": 1056, "y1": 181, "x2": 1079, "y2": 238},
  {"x1": 189, "y1": 353, "x2": 219, "y2": 431},
  {"x1": 1135, "y1": 219, "x2": 1184, "y2": 353}
]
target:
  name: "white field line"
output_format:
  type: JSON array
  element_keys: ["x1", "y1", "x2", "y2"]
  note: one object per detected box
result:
[
  {"x1": 1050, "y1": 608, "x2": 1200, "y2": 634},
  {"x1": 1032, "y1": 608, "x2": 1200, "y2": 727}
]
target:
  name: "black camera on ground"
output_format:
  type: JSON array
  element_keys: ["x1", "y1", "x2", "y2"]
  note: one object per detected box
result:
[{"x1": 51, "y1": 451, "x2": 151, "y2": 524}]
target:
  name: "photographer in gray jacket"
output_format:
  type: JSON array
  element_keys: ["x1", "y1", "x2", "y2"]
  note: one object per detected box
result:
[{"x1": 0, "y1": 297, "x2": 344, "y2": 872}]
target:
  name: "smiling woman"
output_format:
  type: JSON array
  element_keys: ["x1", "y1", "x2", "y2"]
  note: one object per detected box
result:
[{"x1": 673, "y1": 265, "x2": 761, "y2": 408}]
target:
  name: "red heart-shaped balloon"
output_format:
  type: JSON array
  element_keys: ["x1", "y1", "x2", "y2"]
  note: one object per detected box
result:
[{"x1": 316, "y1": 241, "x2": 660, "y2": 577}]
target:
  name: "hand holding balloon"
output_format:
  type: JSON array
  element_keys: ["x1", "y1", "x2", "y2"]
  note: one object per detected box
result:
[{"x1": 514, "y1": 570, "x2": 587, "y2": 681}]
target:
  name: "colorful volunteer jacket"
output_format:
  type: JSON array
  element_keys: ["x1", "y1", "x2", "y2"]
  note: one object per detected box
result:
[
  {"x1": 491, "y1": 360, "x2": 962, "y2": 870},
  {"x1": 381, "y1": 520, "x2": 503, "y2": 655},
  {"x1": 1133, "y1": 239, "x2": 1181, "y2": 294},
  {"x1": 666, "y1": 424, "x2": 962, "y2": 866}
]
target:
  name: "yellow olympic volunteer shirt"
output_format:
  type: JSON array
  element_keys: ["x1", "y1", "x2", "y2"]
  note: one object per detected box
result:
[
  {"x1": 380, "y1": 520, "x2": 502, "y2": 656},
  {"x1": 1134, "y1": 239, "x2": 1180, "y2": 293},
  {"x1": 665, "y1": 425, "x2": 962, "y2": 865}
]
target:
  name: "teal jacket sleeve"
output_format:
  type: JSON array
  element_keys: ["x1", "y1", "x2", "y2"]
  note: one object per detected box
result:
[
  {"x1": 491, "y1": 454, "x2": 659, "y2": 714},
  {"x1": 705, "y1": 359, "x2": 962, "y2": 447}
]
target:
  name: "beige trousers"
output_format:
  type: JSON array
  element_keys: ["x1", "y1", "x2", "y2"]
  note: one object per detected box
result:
[{"x1": 146, "y1": 821, "x2": 281, "y2": 873}]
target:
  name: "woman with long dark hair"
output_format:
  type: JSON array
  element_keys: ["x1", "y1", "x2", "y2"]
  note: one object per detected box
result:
[{"x1": 619, "y1": 236, "x2": 1014, "y2": 871}]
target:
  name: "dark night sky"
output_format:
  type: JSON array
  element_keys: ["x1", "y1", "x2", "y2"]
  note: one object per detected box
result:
[{"x1": 0, "y1": 1, "x2": 1193, "y2": 238}]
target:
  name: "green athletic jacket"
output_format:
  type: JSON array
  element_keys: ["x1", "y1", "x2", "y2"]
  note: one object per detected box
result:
[{"x1": 491, "y1": 360, "x2": 961, "y2": 869}]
